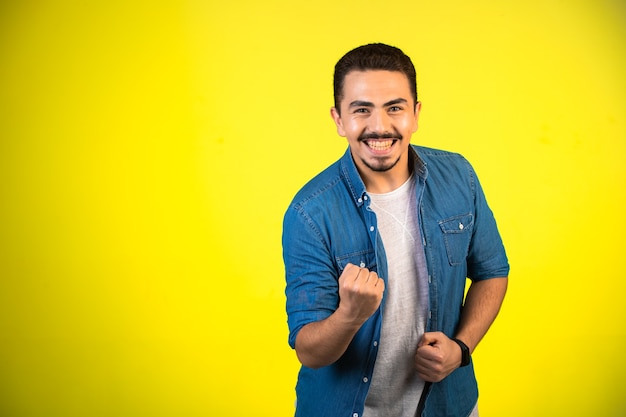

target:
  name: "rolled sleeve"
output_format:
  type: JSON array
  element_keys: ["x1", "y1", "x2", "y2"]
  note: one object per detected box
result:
[
  {"x1": 283, "y1": 203, "x2": 339, "y2": 349},
  {"x1": 466, "y1": 164, "x2": 510, "y2": 281}
]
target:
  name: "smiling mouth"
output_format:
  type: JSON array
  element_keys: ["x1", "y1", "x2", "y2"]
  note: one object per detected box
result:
[{"x1": 364, "y1": 139, "x2": 395, "y2": 151}]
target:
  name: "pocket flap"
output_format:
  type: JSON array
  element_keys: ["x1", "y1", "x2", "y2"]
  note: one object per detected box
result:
[
  {"x1": 335, "y1": 250, "x2": 376, "y2": 272},
  {"x1": 438, "y1": 213, "x2": 474, "y2": 234}
]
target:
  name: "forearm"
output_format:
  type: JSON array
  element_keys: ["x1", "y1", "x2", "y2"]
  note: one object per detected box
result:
[
  {"x1": 294, "y1": 264, "x2": 384, "y2": 369},
  {"x1": 295, "y1": 307, "x2": 364, "y2": 369},
  {"x1": 454, "y1": 277, "x2": 508, "y2": 353}
]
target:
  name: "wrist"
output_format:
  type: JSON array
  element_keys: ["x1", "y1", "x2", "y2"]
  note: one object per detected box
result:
[
  {"x1": 451, "y1": 338, "x2": 471, "y2": 367},
  {"x1": 333, "y1": 304, "x2": 368, "y2": 329}
]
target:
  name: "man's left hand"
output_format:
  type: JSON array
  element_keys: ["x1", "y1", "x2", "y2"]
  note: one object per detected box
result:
[{"x1": 414, "y1": 332, "x2": 462, "y2": 382}]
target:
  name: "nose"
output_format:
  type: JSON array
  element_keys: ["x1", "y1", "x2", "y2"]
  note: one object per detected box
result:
[{"x1": 369, "y1": 109, "x2": 391, "y2": 133}]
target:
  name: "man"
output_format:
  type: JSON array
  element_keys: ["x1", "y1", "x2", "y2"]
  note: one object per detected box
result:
[{"x1": 282, "y1": 43, "x2": 509, "y2": 417}]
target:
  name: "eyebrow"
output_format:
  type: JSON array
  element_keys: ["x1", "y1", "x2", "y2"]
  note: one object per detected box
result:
[{"x1": 348, "y1": 98, "x2": 409, "y2": 108}]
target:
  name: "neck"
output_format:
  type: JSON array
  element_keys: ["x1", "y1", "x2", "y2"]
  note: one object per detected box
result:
[
  {"x1": 362, "y1": 166, "x2": 411, "y2": 194},
  {"x1": 359, "y1": 151, "x2": 414, "y2": 194}
]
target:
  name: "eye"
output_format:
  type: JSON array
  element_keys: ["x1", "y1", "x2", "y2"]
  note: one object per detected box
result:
[
  {"x1": 388, "y1": 105, "x2": 403, "y2": 112},
  {"x1": 353, "y1": 108, "x2": 369, "y2": 114}
]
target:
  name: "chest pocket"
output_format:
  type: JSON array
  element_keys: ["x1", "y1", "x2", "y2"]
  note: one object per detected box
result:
[
  {"x1": 335, "y1": 249, "x2": 377, "y2": 274},
  {"x1": 438, "y1": 213, "x2": 474, "y2": 266}
]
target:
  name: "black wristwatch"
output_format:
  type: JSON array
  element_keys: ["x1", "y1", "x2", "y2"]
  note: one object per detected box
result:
[{"x1": 452, "y1": 338, "x2": 471, "y2": 367}]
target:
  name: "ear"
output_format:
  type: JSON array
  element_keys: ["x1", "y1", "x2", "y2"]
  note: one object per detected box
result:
[
  {"x1": 330, "y1": 107, "x2": 347, "y2": 137},
  {"x1": 411, "y1": 101, "x2": 422, "y2": 133}
]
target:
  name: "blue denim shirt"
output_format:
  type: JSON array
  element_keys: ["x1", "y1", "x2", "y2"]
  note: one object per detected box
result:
[{"x1": 283, "y1": 145, "x2": 509, "y2": 417}]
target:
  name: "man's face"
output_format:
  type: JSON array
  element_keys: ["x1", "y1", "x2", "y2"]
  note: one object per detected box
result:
[{"x1": 331, "y1": 70, "x2": 420, "y2": 186}]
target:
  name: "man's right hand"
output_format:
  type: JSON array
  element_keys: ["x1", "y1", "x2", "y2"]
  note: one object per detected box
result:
[
  {"x1": 294, "y1": 263, "x2": 384, "y2": 368},
  {"x1": 336, "y1": 263, "x2": 385, "y2": 324}
]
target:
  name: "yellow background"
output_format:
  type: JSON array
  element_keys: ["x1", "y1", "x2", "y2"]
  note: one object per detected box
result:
[{"x1": 1, "y1": 1, "x2": 625, "y2": 416}]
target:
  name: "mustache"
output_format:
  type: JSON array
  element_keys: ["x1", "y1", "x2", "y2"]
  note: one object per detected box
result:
[{"x1": 358, "y1": 131, "x2": 402, "y2": 141}]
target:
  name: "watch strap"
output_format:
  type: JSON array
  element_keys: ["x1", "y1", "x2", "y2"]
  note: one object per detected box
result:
[{"x1": 452, "y1": 338, "x2": 471, "y2": 367}]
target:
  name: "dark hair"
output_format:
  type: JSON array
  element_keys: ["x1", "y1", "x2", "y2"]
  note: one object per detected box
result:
[{"x1": 333, "y1": 43, "x2": 417, "y2": 114}]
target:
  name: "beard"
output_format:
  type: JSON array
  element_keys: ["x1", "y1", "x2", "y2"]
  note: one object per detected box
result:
[
  {"x1": 357, "y1": 129, "x2": 403, "y2": 172},
  {"x1": 359, "y1": 153, "x2": 402, "y2": 172}
]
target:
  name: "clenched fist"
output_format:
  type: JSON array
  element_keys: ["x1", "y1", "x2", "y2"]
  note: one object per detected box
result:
[
  {"x1": 336, "y1": 263, "x2": 385, "y2": 325},
  {"x1": 293, "y1": 263, "x2": 385, "y2": 368},
  {"x1": 414, "y1": 332, "x2": 463, "y2": 382}
]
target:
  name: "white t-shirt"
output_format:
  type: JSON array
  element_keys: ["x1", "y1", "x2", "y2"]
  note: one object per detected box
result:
[{"x1": 363, "y1": 175, "x2": 430, "y2": 417}]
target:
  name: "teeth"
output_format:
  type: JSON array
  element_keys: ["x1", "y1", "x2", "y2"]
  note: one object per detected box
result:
[{"x1": 366, "y1": 140, "x2": 393, "y2": 150}]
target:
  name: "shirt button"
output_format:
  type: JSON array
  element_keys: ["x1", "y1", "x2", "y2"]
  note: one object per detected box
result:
[
  {"x1": 363, "y1": 377, "x2": 368, "y2": 383},
  {"x1": 373, "y1": 341, "x2": 378, "y2": 347},
  {"x1": 359, "y1": 262, "x2": 365, "y2": 268},
  {"x1": 353, "y1": 414, "x2": 359, "y2": 417},
  {"x1": 370, "y1": 226, "x2": 375, "y2": 232},
  {"x1": 363, "y1": 195, "x2": 368, "y2": 200},
  {"x1": 459, "y1": 223, "x2": 464, "y2": 230}
]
